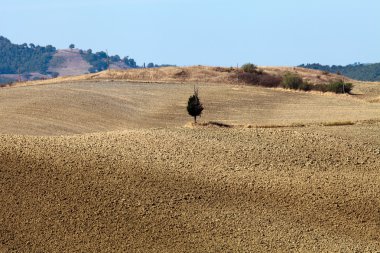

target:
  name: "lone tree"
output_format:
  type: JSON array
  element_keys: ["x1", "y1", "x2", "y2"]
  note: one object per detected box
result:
[
  {"x1": 187, "y1": 87, "x2": 204, "y2": 123},
  {"x1": 69, "y1": 44, "x2": 75, "y2": 50}
]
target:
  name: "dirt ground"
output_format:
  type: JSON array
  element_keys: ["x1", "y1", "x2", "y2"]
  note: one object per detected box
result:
[
  {"x1": 1, "y1": 80, "x2": 380, "y2": 252},
  {"x1": 0, "y1": 81, "x2": 379, "y2": 135},
  {"x1": 48, "y1": 49, "x2": 92, "y2": 77}
]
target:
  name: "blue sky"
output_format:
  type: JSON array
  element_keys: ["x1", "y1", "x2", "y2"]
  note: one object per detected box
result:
[{"x1": 1, "y1": 0, "x2": 379, "y2": 66}]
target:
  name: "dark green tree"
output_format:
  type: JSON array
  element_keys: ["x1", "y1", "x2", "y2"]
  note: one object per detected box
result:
[
  {"x1": 69, "y1": 44, "x2": 75, "y2": 50},
  {"x1": 299, "y1": 62, "x2": 380, "y2": 82},
  {"x1": 241, "y1": 63, "x2": 258, "y2": 73},
  {"x1": 110, "y1": 55, "x2": 121, "y2": 62},
  {"x1": 122, "y1": 57, "x2": 137, "y2": 68},
  {"x1": 187, "y1": 87, "x2": 204, "y2": 123},
  {"x1": 0, "y1": 36, "x2": 56, "y2": 75}
]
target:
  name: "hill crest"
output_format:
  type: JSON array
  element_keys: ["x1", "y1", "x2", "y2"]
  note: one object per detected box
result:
[{"x1": 15, "y1": 65, "x2": 351, "y2": 87}]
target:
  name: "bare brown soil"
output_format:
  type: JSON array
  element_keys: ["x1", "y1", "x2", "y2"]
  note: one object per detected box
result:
[
  {"x1": 48, "y1": 49, "x2": 92, "y2": 76},
  {"x1": 1, "y1": 124, "x2": 380, "y2": 252},
  {"x1": 1, "y1": 76, "x2": 380, "y2": 252}
]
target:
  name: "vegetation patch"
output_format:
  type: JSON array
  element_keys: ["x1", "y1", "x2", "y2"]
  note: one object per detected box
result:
[
  {"x1": 213, "y1": 67, "x2": 235, "y2": 73},
  {"x1": 80, "y1": 50, "x2": 137, "y2": 73},
  {"x1": 299, "y1": 62, "x2": 380, "y2": 82},
  {"x1": 238, "y1": 65, "x2": 282, "y2": 88},
  {"x1": 282, "y1": 72, "x2": 304, "y2": 90},
  {"x1": 237, "y1": 64, "x2": 353, "y2": 94},
  {"x1": 0, "y1": 76, "x2": 14, "y2": 86},
  {"x1": 241, "y1": 63, "x2": 258, "y2": 74},
  {"x1": 326, "y1": 81, "x2": 353, "y2": 94},
  {"x1": 174, "y1": 70, "x2": 190, "y2": 78},
  {"x1": 0, "y1": 36, "x2": 56, "y2": 75}
]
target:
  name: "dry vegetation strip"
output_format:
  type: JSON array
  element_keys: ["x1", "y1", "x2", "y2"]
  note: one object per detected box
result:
[{"x1": 6, "y1": 65, "x2": 352, "y2": 88}]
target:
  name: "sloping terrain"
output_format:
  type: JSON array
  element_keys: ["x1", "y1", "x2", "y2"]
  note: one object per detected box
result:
[
  {"x1": 1, "y1": 124, "x2": 380, "y2": 252},
  {"x1": 353, "y1": 81, "x2": 380, "y2": 103},
  {"x1": 14, "y1": 66, "x2": 350, "y2": 88},
  {"x1": 11, "y1": 65, "x2": 380, "y2": 105},
  {"x1": 1, "y1": 81, "x2": 380, "y2": 135},
  {"x1": 86, "y1": 66, "x2": 353, "y2": 85},
  {"x1": 48, "y1": 49, "x2": 92, "y2": 76},
  {"x1": 1, "y1": 75, "x2": 380, "y2": 252}
]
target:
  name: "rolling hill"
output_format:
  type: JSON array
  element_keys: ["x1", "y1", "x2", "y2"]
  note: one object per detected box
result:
[
  {"x1": 48, "y1": 49, "x2": 92, "y2": 76},
  {"x1": 1, "y1": 124, "x2": 380, "y2": 252},
  {"x1": 0, "y1": 36, "x2": 137, "y2": 84},
  {"x1": 1, "y1": 67, "x2": 380, "y2": 252}
]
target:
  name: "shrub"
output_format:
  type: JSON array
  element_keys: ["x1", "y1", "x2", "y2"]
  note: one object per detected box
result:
[
  {"x1": 237, "y1": 72, "x2": 260, "y2": 84},
  {"x1": 255, "y1": 68, "x2": 264, "y2": 75},
  {"x1": 236, "y1": 69, "x2": 353, "y2": 95},
  {"x1": 326, "y1": 81, "x2": 353, "y2": 94},
  {"x1": 213, "y1": 67, "x2": 234, "y2": 73},
  {"x1": 282, "y1": 72, "x2": 304, "y2": 90},
  {"x1": 241, "y1": 63, "x2": 257, "y2": 74},
  {"x1": 237, "y1": 71, "x2": 282, "y2": 88},
  {"x1": 313, "y1": 81, "x2": 353, "y2": 93},
  {"x1": 299, "y1": 81, "x2": 312, "y2": 91},
  {"x1": 50, "y1": 72, "x2": 59, "y2": 78},
  {"x1": 257, "y1": 74, "x2": 282, "y2": 87}
]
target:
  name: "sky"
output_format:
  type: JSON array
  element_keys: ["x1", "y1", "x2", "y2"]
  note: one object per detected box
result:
[{"x1": 1, "y1": 0, "x2": 379, "y2": 67}]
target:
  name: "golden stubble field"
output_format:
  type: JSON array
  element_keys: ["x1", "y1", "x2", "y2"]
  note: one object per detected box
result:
[
  {"x1": 1, "y1": 77, "x2": 380, "y2": 252},
  {"x1": 0, "y1": 80, "x2": 380, "y2": 135}
]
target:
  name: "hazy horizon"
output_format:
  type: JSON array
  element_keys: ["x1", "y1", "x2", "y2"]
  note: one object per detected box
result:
[{"x1": 1, "y1": 0, "x2": 379, "y2": 67}]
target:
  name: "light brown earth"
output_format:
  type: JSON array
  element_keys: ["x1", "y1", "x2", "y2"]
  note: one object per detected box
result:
[
  {"x1": 18, "y1": 65, "x2": 351, "y2": 88},
  {"x1": 1, "y1": 77, "x2": 380, "y2": 136},
  {"x1": 48, "y1": 49, "x2": 92, "y2": 76},
  {"x1": 1, "y1": 69, "x2": 380, "y2": 252}
]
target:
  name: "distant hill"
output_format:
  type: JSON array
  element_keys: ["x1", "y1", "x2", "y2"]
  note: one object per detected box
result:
[
  {"x1": 20, "y1": 66, "x2": 351, "y2": 94},
  {"x1": 0, "y1": 36, "x2": 142, "y2": 84},
  {"x1": 299, "y1": 63, "x2": 380, "y2": 81},
  {"x1": 0, "y1": 36, "x2": 56, "y2": 75},
  {"x1": 48, "y1": 49, "x2": 92, "y2": 77}
]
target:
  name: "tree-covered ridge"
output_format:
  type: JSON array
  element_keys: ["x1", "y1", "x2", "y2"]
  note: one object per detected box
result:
[
  {"x1": 79, "y1": 49, "x2": 175, "y2": 73},
  {"x1": 80, "y1": 49, "x2": 137, "y2": 73},
  {"x1": 299, "y1": 63, "x2": 380, "y2": 81},
  {"x1": 0, "y1": 36, "x2": 56, "y2": 74},
  {"x1": 0, "y1": 36, "x2": 174, "y2": 78}
]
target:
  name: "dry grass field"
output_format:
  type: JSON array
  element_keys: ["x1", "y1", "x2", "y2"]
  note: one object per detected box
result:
[
  {"x1": 1, "y1": 68, "x2": 380, "y2": 252},
  {"x1": 13, "y1": 65, "x2": 351, "y2": 88},
  {"x1": 1, "y1": 80, "x2": 380, "y2": 136}
]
